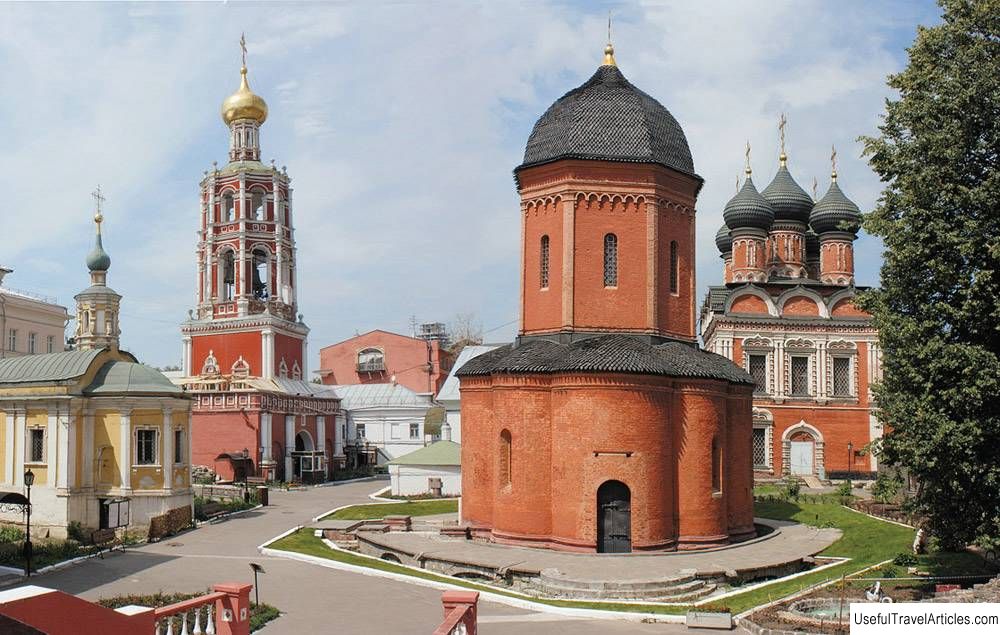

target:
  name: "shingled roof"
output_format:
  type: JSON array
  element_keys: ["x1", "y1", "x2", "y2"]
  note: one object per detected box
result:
[
  {"x1": 457, "y1": 334, "x2": 753, "y2": 385},
  {"x1": 517, "y1": 65, "x2": 696, "y2": 178}
]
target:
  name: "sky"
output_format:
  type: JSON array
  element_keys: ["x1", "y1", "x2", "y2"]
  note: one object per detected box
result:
[{"x1": 0, "y1": 0, "x2": 941, "y2": 370}]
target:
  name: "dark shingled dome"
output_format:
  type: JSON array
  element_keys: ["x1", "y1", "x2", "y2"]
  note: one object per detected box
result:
[
  {"x1": 811, "y1": 180, "x2": 861, "y2": 235},
  {"x1": 715, "y1": 224, "x2": 732, "y2": 254},
  {"x1": 518, "y1": 65, "x2": 695, "y2": 177},
  {"x1": 724, "y1": 176, "x2": 774, "y2": 232},
  {"x1": 457, "y1": 334, "x2": 753, "y2": 386},
  {"x1": 762, "y1": 164, "x2": 813, "y2": 224}
]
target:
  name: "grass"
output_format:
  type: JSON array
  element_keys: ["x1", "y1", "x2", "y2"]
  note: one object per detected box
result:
[
  {"x1": 274, "y1": 499, "x2": 992, "y2": 616},
  {"x1": 320, "y1": 499, "x2": 458, "y2": 521}
]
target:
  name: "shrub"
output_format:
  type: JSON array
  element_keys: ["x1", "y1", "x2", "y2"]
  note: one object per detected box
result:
[
  {"x1": 893, "y1": 552, "x2": 918, "y2": 566},
  {"x1": 837, "y1": 480, "x2": 854, "y2": 497},
  {"x1": 0, "y1": 524, "x2": 25, "y2": 544},
  {"x1": 784, "y1": 479, "x2": 801, "y2": 500},
  {"x1": 872, "y1": 471, "x2": 904, "y2": 504},
  {"x1": 67, "y1": 521, "x2": 88, "y2": 543}
]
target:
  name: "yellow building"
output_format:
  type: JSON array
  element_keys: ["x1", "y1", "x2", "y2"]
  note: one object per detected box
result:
[{"x1": 0, "y1": 210, "x2": 192, "y2": 538}]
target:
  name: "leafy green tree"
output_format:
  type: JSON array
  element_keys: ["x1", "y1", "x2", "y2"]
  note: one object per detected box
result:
[{"x1": 859, "y1": 0, "x2": 1000, "y2": 550}]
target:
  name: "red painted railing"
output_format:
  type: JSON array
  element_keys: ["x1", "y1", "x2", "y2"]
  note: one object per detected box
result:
[
  {"x1": 154, "y1": 584, "x2": 252, "y2": 635},
  {"x1": 432, "y1": 591, "x2": 478, "y2": 635}
]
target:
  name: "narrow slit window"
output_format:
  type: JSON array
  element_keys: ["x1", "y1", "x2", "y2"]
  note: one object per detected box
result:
[
  {"x1": 539, "y1": 235, "x2": 550, "y2": 289},
  {"x1": 28, "y1": 428, "x2": 44, "y2": 463},
  {"x1": 669, "y1": 240, "x2": 679, "y2": 293},
  {"x1": 603, "y1": 233, "x2": 618, "y2": 287},
  {"x1": 712, "y1": 438, "x2": 722, "y2": 493},
  {"x1": 833, "y1": 357, "x2": 852, "y2": 396},
  {"x1": 500, "y1": 429, "x2": 512, "y2": 487}
]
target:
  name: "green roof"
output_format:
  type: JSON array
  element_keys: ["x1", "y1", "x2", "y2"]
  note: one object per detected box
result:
[
  {"x1": 0, "y1": 350, "x2": 103, "y2": 384},
  {"x1": 85, "y1": 360, "x2": 184, "y2": 396},
  {"x1": 389, "y1": 440, "x2": 461, "y2": 467}
]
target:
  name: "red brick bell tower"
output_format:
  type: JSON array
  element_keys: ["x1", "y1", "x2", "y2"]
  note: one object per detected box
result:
[
  {"x1": 458, "y1": 42, "x2": 756, "y2": 553},
  {"x1": 179, "y1": 39, "x2": 340, "y2": 484}
]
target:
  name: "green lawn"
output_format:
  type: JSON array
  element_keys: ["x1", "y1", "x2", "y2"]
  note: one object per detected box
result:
[
  {"x1": 276, "y1": 499, "x2": 990, "y2": 616},
  {"x1": 320, "y1": 499, "x2": 458, "y2": 521}
]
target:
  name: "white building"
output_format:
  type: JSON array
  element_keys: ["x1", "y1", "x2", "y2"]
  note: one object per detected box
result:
[
  {"x1": 434, "y1": 344, "x2": 499, "y2": 444},
  {"x1": 389, "y1": 420, "x2": 461, "y2": 497},
  {"x1": 0, "y1": 268, "x2": 69, "y2": 360},
  {"x1": 334, "y1": 382, "x2": 434, "y2": 463}
]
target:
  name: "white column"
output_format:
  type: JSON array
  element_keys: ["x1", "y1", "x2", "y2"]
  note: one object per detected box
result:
[
  {"x1": 162, "y1": 407, "x2": 173, "y2": 491},
  {"x1": 182, "y1": 336, "x2": 192, "y2": 376},
  {"x1": 119, "y1": 409, "x2": 132, "y2": 493},
  {"x1": 47, "y1": 408, "x2": 59, "y2": 486},
  {"x1": 301, "y1": 339, "x2": 308, "y2": 377},
  {"x1": 817, "y1": 341, "x2": 828, "y2": 399},
  {"x1": 259, "y1": 412, "x2": 272, "y2": 463},
  {"x1": 334, "y1": 413, "x2": 345, "y2": 456},
  {"x1": 284, "y1": 415, "x2": 294, "y2": 479},
  {"x1": 317, "y1": 416, "x2": 325, "y2": 449},
  {"x1": 262, "y1": 330, "x2": 274, "y2": 379},
  {"x1": 13, "y1": 410, "x2": 24, "y2": 487},
  {"x1": 55, "y1": 407, "x2": 71, "y2": 490},
  {"x1": 82, "y1": 411, "x2": 94, "y2": 488},
  {"x1": 4, "y1": 411, "x2": 15, "y2": 485}
]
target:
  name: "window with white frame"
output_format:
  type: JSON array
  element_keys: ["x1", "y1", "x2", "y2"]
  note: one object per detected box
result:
[
  {"x1": 7, "y1": 329, "x2": 16, "y2": 352},
  {"x1": 27, "y1": 427, "x2": 45, "y2": 464},
  {"x1": 790, "y1": 356, "x2": 810, "y2": 396},
  {"x1": 409, "y1": 423, "x2": 420, "y2": 439},
  {"x1": 174, "y1": 428, "x2": 184, "y2": 464},
  {"x1": 391, "y1": 423, "x2": 401, "y2": 440},
  {"x1": 135, "y1": 429, "x2": 158, "y2": 465},
  {"x1": 28, "y1": 333, "x2": 36, "y2": 354},
  {"x1": 748, "y1": 354, "x2": 768, "y2": 393},
  {"x1": 46, "y1": 335, "x2": 54, "y2": 353},
  {"x1": 356, "y1": 423, "x2": 366, "y2": 439},
  {"x1": 752, "y1": 428, "x2": 767, "y2": 467},
  {"x1": 832, "y1": 357, "x2": 853, "y2": 397}
]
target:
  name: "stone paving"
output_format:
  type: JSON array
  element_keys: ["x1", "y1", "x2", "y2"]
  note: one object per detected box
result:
[
  {"x1": 10, "y1": 479, "x2": 691, "y2": 634},
  {"x1": 356, "y1": 519, "x2": 840, "y2": 591}
]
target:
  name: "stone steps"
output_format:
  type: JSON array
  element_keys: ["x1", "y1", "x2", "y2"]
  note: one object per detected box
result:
[{"x1": 537, "y1": 568, "x2": 715, "y2": 601}]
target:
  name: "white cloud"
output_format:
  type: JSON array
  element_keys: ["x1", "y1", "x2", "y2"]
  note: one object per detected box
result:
[{"x1": 0, "y1": 1, "x2": 937, "y2": 367}]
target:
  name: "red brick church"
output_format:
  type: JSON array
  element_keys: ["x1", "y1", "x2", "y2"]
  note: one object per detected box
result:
[
  {"x1": 458, "y1": 43, "x2": 756, "y2": 553},
  {"x1": 700, "y1": 140, "x2": 881, "y2": 481},
  {"x1": 177, "y1": 44, "x2": 342, "y2": 483}
]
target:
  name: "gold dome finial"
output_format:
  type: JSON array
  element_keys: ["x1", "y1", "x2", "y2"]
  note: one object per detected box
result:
[
  {"x1": 603, "y1": 12, "x2": 616, "y2": 66},
  {"x1": 830, "y1": 144, "x2": 838, "y2": 181},
  {"x1": 92, "y1": 185, "x2": 105, "y2": 233},
  {"x1": 778, "y1": 113, "x2": 788, "y2": 167},
  {"x1": 221, "y1": 33, "x2": 268, "y2": 126},
  {"x1": 744, "y1": 140, "x2": 752, "y2": 176}
]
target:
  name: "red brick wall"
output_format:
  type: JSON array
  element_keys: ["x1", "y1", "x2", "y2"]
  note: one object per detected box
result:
[
  {"x1": 522, "y1": 198, "x2": 564, "y2": 333},
  {"x1": 273, "y1": 332, "x2": 304, "y2": 375},
  {"x1": 191, "y1": 410, "x2": 260, "y2": 480},
  {"x1": 782, "y1": 295, "x2": 820, "y2": 317},
  {"x1": 318, "y1": 330, "x2": 450, "y2": 394},
  {"x1": 769, "y1": 405, "x2": 873, "y2": 473},
  {"x1": 831, "y1": 298, "x2": 869, "y2": 317},
  {"x1": 458, "y1": 373, "x2": 755, "y2": 551},
  {"x1": 192, "y1": 332, "x2": 261, "y2": 377},
  {"x1": 730, "y1": 295, "x2": 769, "y2": 315},
  {"x1": 656, "y1": 204, "x2": 695, "y2": 339}
]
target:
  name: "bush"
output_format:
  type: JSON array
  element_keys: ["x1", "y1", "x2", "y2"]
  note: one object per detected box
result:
[
  {"x1": 784, "y1": 479, "x2": 801, "y2": 500},
  {"x1": 872, "y1": 471, "x2": 904, "y2": 504},
  {"x1": 893, "y1": 552, "x2": 918, "y2": 566},
  {"x1": 67, "y1": 521, "x2": 88, "y2": 543},
  {"x1": 0, "y1": 524, "x2": 25, "y2": 544},
  {"x1": 837, "y1": 480, "x2": 854, "y2": 497}
]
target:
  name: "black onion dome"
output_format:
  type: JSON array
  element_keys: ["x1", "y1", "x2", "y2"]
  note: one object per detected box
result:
[
  {"x1": 762, "y1": 164, "x2": 813, "y2": 224},
  {"x1": 518, "y1": 65, "x2": 696, "y2": 177},
  {"x1": 811, "y1": 180, "x2": 861, "y2": 235},
  {"x1": 805, "y1": 228, "x2": 820, "y2": 258},
  {"x1": 723, "y1": 177, "x2": 774, "y2": 232},
  {"x1": 715, "y1": 224, "x2": 732, "y2": 254}
]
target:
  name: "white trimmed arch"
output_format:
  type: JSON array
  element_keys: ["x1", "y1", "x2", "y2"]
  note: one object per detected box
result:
[
  {"x1": 776, "y1": 286, "x2": 830, "y2": 318},
  {"x1": 781, "y1": 420, "x2": 825, "y2": 479},
  {"x1": 826, "y1": 287, "x2": 858, "y2": 313},
  {"x1": 724, "y1": 285, "x2": 779, "y2": 317}
]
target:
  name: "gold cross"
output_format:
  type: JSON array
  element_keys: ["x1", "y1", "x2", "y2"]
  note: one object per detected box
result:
[
  {"x1": 608, "y1": 11, "x2": 612, "y2": 43},
  {"x1": 744, "y1": 140, "x2": 752, "y2": 175},
  {"x1": 91, "y1": 185, "x2": 105, "y2": 223},
  {"x1": 812, "y1": 177, "x2": 818, "y2": 200},
  {"x1": 831, "y1": 145, "x2": 838, "y2": 175},
  {"x1": 778, "y1": 113, "x2": 787, "y2": 155},
  {"x1": 240, "y1": 32, "x2": 247, "y2": 67}
]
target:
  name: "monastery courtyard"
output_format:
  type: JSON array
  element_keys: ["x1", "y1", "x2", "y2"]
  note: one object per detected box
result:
[{"x1": 9, "y1": 479, "x2": 696, "y2": 634}]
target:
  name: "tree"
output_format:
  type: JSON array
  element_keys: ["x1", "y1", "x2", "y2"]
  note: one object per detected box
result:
[
  {"x1": 448, "y1": 312, "x2": 483, "y2": 353},
  {"x1": 858, "y1": 0, "x2": 1000, "y2": 550}
]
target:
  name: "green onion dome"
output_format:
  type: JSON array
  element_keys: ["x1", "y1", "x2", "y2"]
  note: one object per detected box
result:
[
  {"x1": 762, "y1": 163, "x2": 813, "y2": 225},
  {"x1": 811, "y1": 179, "x2": 861, "y2": 235},
  {"x1": 715, "y1": 224, "x2": 732, "y2": 254}
]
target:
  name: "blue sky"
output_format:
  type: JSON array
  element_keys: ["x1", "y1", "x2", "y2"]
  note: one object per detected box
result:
[{"x1": 0, "y1": 1, "x2": 940, "y2": 370}]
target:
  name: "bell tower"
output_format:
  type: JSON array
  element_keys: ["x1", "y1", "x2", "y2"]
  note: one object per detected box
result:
[
  {"x1": 181, "y1": 37, "x2": 308, "y2": 381},
  {"x1": 75, "y1": 186, "x2": 122, "y2": 352}
]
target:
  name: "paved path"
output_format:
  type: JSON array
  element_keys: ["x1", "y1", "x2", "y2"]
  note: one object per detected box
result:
[
  {"x1": 359, "y1": 519, "x2": 841, "y2": 582},
  {"x1": 20, "y1": 479, "x2": 690, "y2": 634}
]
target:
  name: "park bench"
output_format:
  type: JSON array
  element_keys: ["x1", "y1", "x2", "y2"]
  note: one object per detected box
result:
[
  {"x1": 199, "y1": 501, "x2": 227, "y2": 521},
  {"x1": 91, "y1": 528, "x2": 124, "y2": 558},
  {"x1": 246, "y1": 476, "x2": 266, "y2": 486}
]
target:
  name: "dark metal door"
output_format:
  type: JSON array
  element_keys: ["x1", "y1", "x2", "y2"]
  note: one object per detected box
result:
[{"x1": 597, "y1": 480, "x2": 631, "y2": 553}]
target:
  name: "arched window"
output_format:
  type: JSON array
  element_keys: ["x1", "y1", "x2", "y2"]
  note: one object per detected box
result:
[
  {"x1": 222, "y1": 194, "x2": 235, "y2": 222},
  {"x1": 219, "y1": 251, "x2": 235, "y2": 300},
  {"x1": 539, "y1": 235, "x2": 550, "y2": 289},
  {"x1": 499, "y1": 429, "x2": 512, "y2": 487},
  {"x1": 252, "y1": 248, "x2": 270, "y2": 300},
  {"x1": 251, "y1": 191, "x2": 265, "y2": 220},
  {"x1": 711, "y1": 437, "x2": 722, "y2": 493},
  {"x1": 603, "y1": 233, "x2": 618, "y2": 287},
  {"x1": 669, "y1": 240, "x2": 679, "y2": 294},
  {"x1": 357, "y1": 348, "x2": 385, "y2": 372}
]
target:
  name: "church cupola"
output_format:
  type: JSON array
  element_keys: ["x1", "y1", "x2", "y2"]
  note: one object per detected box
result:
[
  {"x1": 75, "y1": 187, "x2": 122, "y2": 352},
  {"x1": 724, "y1": 145, "x2": 773, "y2": 283},
  {"x1": 715, "y1": 224, "x2": 733, "y2": 283},
  {"x1": 221, "y1": 34, "x2": 268, "y2": 162},
  {"x1": 761, "y1": 116, "x2": 811, "y2": 279},
  {"x1": 811, "y1": 147, "x2": 861, "y2": 285}
]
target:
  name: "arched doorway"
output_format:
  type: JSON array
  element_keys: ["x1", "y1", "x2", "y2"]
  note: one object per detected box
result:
[
  {"x1": 782, "y1": 422, "x2": 825, "y2": 478},
  {"x1": 293, "y1": 431, "x2": 314, "y2": 479},
  {"x1": 597, "y1": 480, "x2": 631, "y2": 553}
]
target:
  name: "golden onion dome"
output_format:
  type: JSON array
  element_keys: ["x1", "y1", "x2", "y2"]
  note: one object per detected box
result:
[{"x1": 221, "y1": 66, "x2": 268, "y2": 125}]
